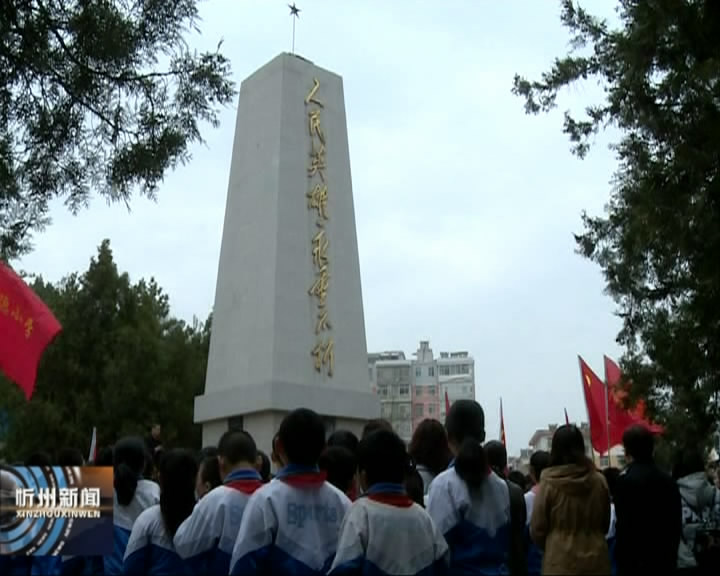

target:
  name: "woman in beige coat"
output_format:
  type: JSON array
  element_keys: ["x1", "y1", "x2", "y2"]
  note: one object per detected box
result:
[{"x1": 530, "y1": 425, "x2": 611, "y2": 575}]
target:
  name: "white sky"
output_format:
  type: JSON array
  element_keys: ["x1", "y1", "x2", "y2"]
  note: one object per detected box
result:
[{"x1": 19, "y1": 0, "x2": 623, "y2": 454}]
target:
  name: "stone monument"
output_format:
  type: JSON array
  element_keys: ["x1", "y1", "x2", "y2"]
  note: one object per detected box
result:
[{"x1": 195, "y1": 53, "x2": 380, "y2": 452}]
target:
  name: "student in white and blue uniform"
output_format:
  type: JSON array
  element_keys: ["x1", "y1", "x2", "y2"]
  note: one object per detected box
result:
[
  {"x1": 173, "y1": 430, "x2": 264, "y2": 575},
  {"x1": 330, "y1": 428, "x2": 448, "y2": 575},
  {"x1": 427, "y1": 400, "x2": 512, "y2": 576},
  {"x1": 123, "y1": 449, "x2": 197, "y2": 575},
  {"x1": 524, "y1": 451, "x2": 550, "y2": 576},
  {"x1": 230, "y1": 408, "x2": 351, "y2": 576},
  {"x1": 105, "y1": 437, "x2": 160, "y2": 575}
]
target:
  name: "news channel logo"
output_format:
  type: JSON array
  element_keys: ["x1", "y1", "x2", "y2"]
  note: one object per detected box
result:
[{"x1": 0, "y1": 465, "x2": 113, "y2": 556}]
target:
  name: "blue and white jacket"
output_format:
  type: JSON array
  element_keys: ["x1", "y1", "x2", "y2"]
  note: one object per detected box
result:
[
  {"x1": 427, "y1": 468, "x2": 511, "y2": 576},
  {"x1": 524, "y1": 489, "x2": 542, "y2": 576},
  {"x1": 123, "y1": 505, "x2": 189, "y2": 575},
  {"x1": 105, "y1": 480, "x2": 160, "y2": 575},
  {"x1": 229, "y1": 465, "x2": 351, "y2": 576},
  {"x1": 173, "y1": 469, "x2": 263, "y2": 575},
  {"x1": 329, "y1": 483, "x2": 448, "y2": 576}
]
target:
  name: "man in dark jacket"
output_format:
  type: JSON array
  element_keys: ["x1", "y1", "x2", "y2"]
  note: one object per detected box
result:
[
  {"x1": 486, "y1": 440, "x2": 528, "y2": 576},
  {"x1": 614, "y1": 425, "x2": 682, "y2": 575}
]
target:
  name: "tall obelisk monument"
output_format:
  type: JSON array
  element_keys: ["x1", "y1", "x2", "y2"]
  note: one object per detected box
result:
[{"x1": 195, "y1": 54, "x2": 379, "y2": 451}]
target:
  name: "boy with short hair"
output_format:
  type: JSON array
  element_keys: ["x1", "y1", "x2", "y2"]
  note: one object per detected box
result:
[
  {"x1": 329, "y1": 429, "x2": 448, "y2": 575},
  {"x1": 174, "y1": 430, "x2": 263, "y2": 576},
  {"x1": 230, "y1": 409, "x2": 351, "y2": 576}
]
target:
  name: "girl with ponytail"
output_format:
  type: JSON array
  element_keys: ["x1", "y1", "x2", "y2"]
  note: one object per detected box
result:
[
  {"x1": 105, "y1": 437, "x2": 160, "y2": 575},
  {"x1": 426, "y1": 400, "x2": 513, "y2": 575},
  {"x1": 123, "y1": 450, "x2": 197, "y2": 575}
]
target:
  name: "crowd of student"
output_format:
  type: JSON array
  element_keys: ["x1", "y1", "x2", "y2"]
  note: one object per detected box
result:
[{"x1": 1, "y1": 399, "x2": 719, "y2": 575}]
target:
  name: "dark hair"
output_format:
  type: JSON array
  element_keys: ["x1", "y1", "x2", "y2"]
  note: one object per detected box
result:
[
  {"x1": 158, "y1": 449, "x2": 197, "y2": 538},
  {"x1": 361, "y1": 419, "x2": 393, "y2": 440},
  {"x1": 485, "y1": 440, "x2": 508, "y2": 477},
  {"x1": 218, "y1": 430, "x2": 257, "y2": 466},
  {"x1": 57, "y1": 448, "x2": 84, "y2": 467},
  {"x1": 95, "y1": 446, "x2": 114, "y2": 467},
  {"x1": 529, "y1": 450, "x2": 551, "y2": 482},
  {"x1": 622, "y1": 425, "x2": 654, "y2": 463},
  {"x1": 26, "y1": 452, "x2": 52, "y2": 466},
  {"x1": 114, "y1": 437, "x2": 147, "y2": 506},
  {"x1": 257, "y1": 451, "x2": 271, "y2": 483},
  {"x1": 550, "y1": 425, "x2": 589, "y2": 467},
  {"x1": 672, "y1": 449, "x2": 706, "y2": 480},
  {"x1": 199, "y1": 455, "x2": 222, "y2": 490},
  {"x1": 603, "y1": 467, "x2": 621, "y2": 500},
  {"x1": 319, "y1": 447, "x2": 357, "y2": 493},
  {"x1": 199, "y1": 446, "x2": 219, "y2": 461},
  {"x1": 508, "y1": 470, "x2": 527, "y2": 491},
  {"x1": 327, "y1": 430, "x2": 360, "y2": 455},
  {"x1": 405, "y1": 468, "x2": 425, "y2": 507},
  {"x1": 409, "y1": 419, "x2": 452, "y2": 477},
  {"x1": 445, "y1": 400, "x2": 487, "y2": 490},
  {"x1": 278, "y1": 409, "x2": 326, "y2": 467},
  {"x1": 357, "y1": 429, "x2": 409, "y2": 487}
]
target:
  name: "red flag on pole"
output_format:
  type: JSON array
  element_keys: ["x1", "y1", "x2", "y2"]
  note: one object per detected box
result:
[
  {"x1": 445, "y1": 388, "x2": 451, "y2": 415},
  {"x1": 604, "y1": 356, "x2": 664, "y2": 442},
  {"x1": 0, "y1": 262, "x2": 61, "y2": 400},
  {"x1": 564, "y1": 408, "x2": 570, "y2": 425},
  {"x1": 578, "y1": 356, "x2": 610, "y2": 454},
  {"x1": 500, "y1": 398, "x2": 506, "y2": 446}
]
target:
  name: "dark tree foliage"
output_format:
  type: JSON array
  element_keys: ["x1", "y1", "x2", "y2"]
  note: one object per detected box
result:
[
  {"x1": 0, "y1": 240, "x2": 211, "y2": 460},
  {"x1": 513, "y1": 0, "x2": 720, "y2": 448},
  {"x1": 0, "y1": 0, "x2": 235, "y2": 259}
]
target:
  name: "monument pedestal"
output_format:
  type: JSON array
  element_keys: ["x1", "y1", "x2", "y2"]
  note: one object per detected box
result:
[{"x1": 195, "y1": 53, "x2": 379, "y2": 453}]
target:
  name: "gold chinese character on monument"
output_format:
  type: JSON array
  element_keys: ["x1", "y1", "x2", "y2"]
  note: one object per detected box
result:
[
  {"x1": 315, "y1": 310, "x2": 331, "y2": 334},
  {"x1": 24, "y1": 317, "x2": 33, "y2": 339},
  {"x1": 308, "y1": 143, "x2": 326, "y2": 181},
  {"x1": 308, "y1": 110, "x2": 325, "y2": 144},
  {"x1": 312, "y1": 229, "x2": 329, "y2": 269},
  {"x1": 307, "y1": 183, "x2": 329, "y2": 221},
  {"x1": 311, "y1": 339, "x2": 334, "y2": 377},
  {"x1": 305, "y1": 78, "x2": 323, "y2": 108},
  {"x1": 10, "y1": 306, "x2": 22, "y2": 323},
  {"x1": 309, "y1": 266, "x2": 330, "y2": 307}
]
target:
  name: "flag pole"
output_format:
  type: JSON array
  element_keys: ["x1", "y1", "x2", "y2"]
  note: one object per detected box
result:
[
  {"x1": 604, "y1": 363, "x2": 612, "y2": 467},
  {"x1": 578, "y1": 355, "x2": 599, "y2": 468}
]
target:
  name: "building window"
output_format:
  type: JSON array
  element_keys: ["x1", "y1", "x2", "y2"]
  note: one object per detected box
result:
[
  {"x1": 414, "y1": 404, "x2": 424, "y2": 418},
  {"x1": 368, "y1": 367, "x2": 373, "y2": 381},
  {"x1": 399, "y1": 386, "x2": 409, "y2": 396},
  {"x1": 428, "y1": 405, "x2": 435, "y2": 415},
  {"x1": 439, "y1": 366, "x2": 450, "y2": 376},
  {"x1": 600, "y1": 456, "x2": 609, "y2": 468},
  {"x1": 228, "y1": 416, "x2": 244, "y2": 431},
  {"x1": 428, "y1": 386, "x2": 436, "y2": 396},
  {"x1": 428, "y1": 366, "x2": 435, "y2": 377},
  {"x1": 415, "y1": 367, "x2": 421, "y2": 378}
]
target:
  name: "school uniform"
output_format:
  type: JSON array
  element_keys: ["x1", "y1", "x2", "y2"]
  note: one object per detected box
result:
[
  {"x1": 607, "y1": 503, "x2": 617, "y2": 576},
  {"x1": 173, "y1": 469, "x2": 263, "y2": 575},
  {"x1": 105, "y1": 479, "x2": 160, "y2": 575},
  {"x1": 427, "y1": 467, "x2": 511, "y2": 576},
  {"x1": 123, "y1": 505, "x2": 188, "y2": 575},
  {"x1": 229, "y1": 465, "x2": 351, "y2": 576},
  {"x1": 329, "y1": 483, "x2": 448, "y2": 576}
]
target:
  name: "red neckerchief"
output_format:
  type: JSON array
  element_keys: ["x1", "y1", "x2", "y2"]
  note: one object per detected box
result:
[
  {"x1": 276, "y1": 465, "x2": 327, "y2": 488},
  {"x1": 226, "y1": 479, "x2": 263, "y2": 494}
]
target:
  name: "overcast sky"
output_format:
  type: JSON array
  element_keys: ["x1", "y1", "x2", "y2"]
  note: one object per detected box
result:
[{"x1": 20, "y1": 0, "x2": 623, "y2": 454}]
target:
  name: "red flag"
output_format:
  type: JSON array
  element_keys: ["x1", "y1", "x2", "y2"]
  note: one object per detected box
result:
[
  {"x1": 564, "y1": 408, "x2": 570, "y2": 425},
  {"x1": 604, "y1": 356, "x2": 663, "y2": 442},
  {"x1": 0, "y1": 263, "x2": 61, "y2": 399},
  {"x1": 445, "y1": 389, "x2": 451, "y2": 415},
  {"x1": 500, "y1": 398, "x2": 506, "y2": 446},
  {"x1": 579, "y1": 356, "x2": 609, "y2": 454}
]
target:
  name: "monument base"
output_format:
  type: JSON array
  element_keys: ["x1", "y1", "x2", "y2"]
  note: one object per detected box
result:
[{"x1": 194, "y1": 380, "x2": 379, "y2": 454}]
